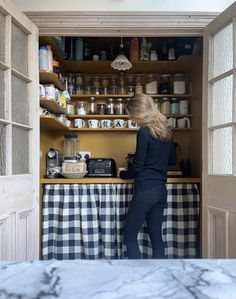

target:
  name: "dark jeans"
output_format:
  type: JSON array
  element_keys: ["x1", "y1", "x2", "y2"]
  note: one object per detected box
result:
[{"x1": 124, "y1": 185, "x2": 167, "y2": 259}]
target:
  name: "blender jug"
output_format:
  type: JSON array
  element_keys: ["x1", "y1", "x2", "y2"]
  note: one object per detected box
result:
[{"x1": 63, "y1": 133, "x2": 79, "y2": 162}]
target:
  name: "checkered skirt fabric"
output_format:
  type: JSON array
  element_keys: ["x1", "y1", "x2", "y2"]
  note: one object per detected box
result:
[{"x1": 42, "y1": 183, "x2": 199, "y2": 260}]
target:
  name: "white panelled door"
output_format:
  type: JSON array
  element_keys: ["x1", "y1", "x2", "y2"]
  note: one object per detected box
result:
[
  {"x1": 202, "y1": 2, "x2": 236, "y2": 258},
  {"x1": 0, "y1": 0, "x2": 39, "y2": 260}
]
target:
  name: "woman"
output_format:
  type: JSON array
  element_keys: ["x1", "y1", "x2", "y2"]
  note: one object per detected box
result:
[{"x1": 120, "y1": 93, "x2": 176, "y2": 259}]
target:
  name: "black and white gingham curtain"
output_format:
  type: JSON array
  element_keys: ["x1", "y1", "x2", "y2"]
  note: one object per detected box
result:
[{"x1": 42, "y1": 183, "x2": 199, "y2": 260}]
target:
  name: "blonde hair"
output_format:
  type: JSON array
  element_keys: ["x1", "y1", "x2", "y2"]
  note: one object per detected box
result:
[{"x1": 126, "y1": 93, "x2": 171, "y2": 142}]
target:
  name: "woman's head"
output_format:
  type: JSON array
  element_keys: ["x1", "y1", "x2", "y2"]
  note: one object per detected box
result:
[{"x1": 126, "y1": 93, "x2": 171, "y2": 141}]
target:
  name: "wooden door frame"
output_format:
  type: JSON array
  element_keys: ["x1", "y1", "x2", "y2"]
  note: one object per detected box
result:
[{"x1": 25, "y1": 11, "x2": 218, "y2": 36}]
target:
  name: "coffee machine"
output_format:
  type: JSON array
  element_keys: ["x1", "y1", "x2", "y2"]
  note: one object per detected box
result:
[{"x1": 44, "y1": 148, "x2": 62, "y2": 178}]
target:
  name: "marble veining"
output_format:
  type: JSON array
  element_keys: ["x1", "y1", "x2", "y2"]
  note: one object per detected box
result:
[{"x1": 0, "y1": 259, "x2": 236, "y2": 298}]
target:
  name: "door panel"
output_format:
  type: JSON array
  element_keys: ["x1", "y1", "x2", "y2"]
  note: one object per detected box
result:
[
  {"x1": 202, "y1": 2, "x2": 236, "y2": 258},
  {"x1": 0, "y1": 0, "x2": 39, "y2": 260}
]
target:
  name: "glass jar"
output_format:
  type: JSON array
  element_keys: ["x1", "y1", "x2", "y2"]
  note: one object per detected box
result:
[
  {"x1": 173, "y1": 74, "x2": 186, "y2": 94},
  {"x1": 88, "y1": 97, "x2": 97, "y2": 114},
  {"x1": 106, "y1": 98, "x2": 115, "y2": 115},
  {"x1": 77, "y1": 101, "x2": 87, "y2": 115},
  {"x1": 145, "y1": 74, "x2": 157, "y2": 94},
  {"x1": 160, "y1": 97, "x2": 170, "y2": 115},
  {"x1": 159, "y1": 74, "x2": 172, "y2": 94},
  {"x1": 135, "y1": 75, "x2": 143, "y2": 94},
  {"x1": 115, "y1": 98, "x2": 125, "y2": 115},
  {"x1": 93, "y1": 76, "x2": 101, "y2": 95},
  {"x1": 84, "y1": 76, "x2": 92, "y2": 95},
  {"x1": 153, "y1": 98, "x2": 160, "y2": 110},
  {"x1": 109, "y1": 76, "x2": 118, "y2": 94},
  {"x1": 101, "y1": 77, "x2": 109, "y2": 95},
  {"x1": 75, "y1": 73, "x2": 84, "y2": 95},
  {"x1": 126, "y1": 75, "x2": 135, "y2": 96},
  {"x1": 117, "y1": 76, "x2": 126, "y2": 94},
  {"x1": 97, "y1": 102, "x2": 106, "y2": 115},
  {"x1": 170, "y1": 98, "x2": 179, "y2": 114}
]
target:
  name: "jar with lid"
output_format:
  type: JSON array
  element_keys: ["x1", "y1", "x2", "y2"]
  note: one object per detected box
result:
[
  {"x1": 135, "y1": 75, "x2": 143, "y2": 94},
  {"x1": 145, "y1": 74, "x2": 157, "y2": 94},
  {"x1": 173, "y1": 74, "x2": 186, "y2": 94},
  {"x1": 153, "y1": 98, "x2": 160, "y2": 111},
  {"x1": 101, "y1": 77, "x2": 109, "y2": 95},
  {"x1": 93, "y1": 76, "x2": 101, "y2": 95},
  {"x1": 159, "y1": 74, "x2": 172, "y2": 94},
  {"x1": 75, "y1": 73, "x2": 84, "y2": 95},
  {"x1": 77, "y1": 101, "x2": 87, "y2": 115},
  {"x1": 63, "y1": 133, "x2": 79, "y2": 161},
  {"x1": 126, "y1": 75, "x2": 135, "y2": 96},
  {"x1": 106, "y1": 98, "x2": 115, "y2": 115},
  {"x1": 170, "y1": 98, "x2": 179, "y2": 114},
  {"x1": 160, "y1": 97, "x2": 170, "y2": 115},
  {"x1": 88, "y1": 97, "x2": 97, "y2": 114},
  {"x1": 115, "y1": 98, "x2": 125, "y2": 115},
  {"x1": 84, "y1": 76, "x2": 92, "y2": 95},
  {"x1": 109, "y1": 76, "x2": 118, "y2": 94},
  {"x1": 117, "y1": 76, "x2": 126, "y2": 94},
  {"x1": 97, "y1": 102, "x2": 106, "y2": 115}
]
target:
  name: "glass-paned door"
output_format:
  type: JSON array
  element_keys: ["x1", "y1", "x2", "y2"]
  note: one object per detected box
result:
[
  {"x1": 202, "y1": 2, "x2": 236, "y2": 258},
  {"x1": 0, "y1": 0, "x2": 39, "y2": 261}
]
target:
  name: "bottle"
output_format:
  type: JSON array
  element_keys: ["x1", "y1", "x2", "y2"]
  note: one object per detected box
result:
[
  {"x1": 173, "y1": 74, "x2": 186, "y2": 94},
  {"x1": 129, "y1": 37, "x2": 139, "y2": 62},
  {"x1": 84, "y1": 42, "x2": 91, "y2": 60},
  {"x1": 159, "y1": 74, "x2": 172, "y2": 94},
  {"x1": 74, "y1": 38, "x2": 83, "y2": 60},
  {"x1": 47, "y1": 45, "x2": 53, "y2": 71},
  {"x1": 39, "y1": 45, "x2": 49, "y2": 70}
]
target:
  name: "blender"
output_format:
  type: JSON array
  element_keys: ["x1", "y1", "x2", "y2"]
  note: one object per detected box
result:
[{"x1": 62, "y1": 133, "x2": 87, "y2": 174}]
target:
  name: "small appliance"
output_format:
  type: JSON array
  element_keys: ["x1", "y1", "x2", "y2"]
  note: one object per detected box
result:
[
  {"x1": 86, "y1": 158, "x2": 116, "y2": 177},
  {"x1": 44, "y1": 148, "x2": 62, "y2": 178}
]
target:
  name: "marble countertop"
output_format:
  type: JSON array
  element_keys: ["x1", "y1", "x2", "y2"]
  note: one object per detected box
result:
[{"x1": 0, "y1": 259, "x2": 236, "y2": 299}]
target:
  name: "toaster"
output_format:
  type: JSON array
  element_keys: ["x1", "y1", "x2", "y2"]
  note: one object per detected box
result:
[{"x1": 86, "y1": 158, "x2": 116, "y2": 177}]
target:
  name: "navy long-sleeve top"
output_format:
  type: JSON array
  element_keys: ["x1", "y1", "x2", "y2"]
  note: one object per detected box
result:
[{"x1": 120, "y1": 126, "x2": 176, "y2": 191}]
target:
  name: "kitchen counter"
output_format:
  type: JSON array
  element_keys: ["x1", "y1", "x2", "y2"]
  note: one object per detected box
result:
[{"x1": 0, "y1": 259, "x2": 235, "y2": 299}]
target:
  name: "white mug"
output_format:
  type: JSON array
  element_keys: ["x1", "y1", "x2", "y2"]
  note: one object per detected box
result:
[
  {"x1": 179, "y1": 100, "x2": 189, "y2": 115},
  {"x1": 44, "y1": 84, "x2": 56, "y2": 99},
  {"x1": 39, "y1": 107, "x2": 50, "y2": 115},
  {"x1": 167, "y1": 117, "x2": 176, "y2": 128},
  {"x1": 39, "y1": 84, "x2": 45, "y2": 97},
  {"x1": 66, "y1": 104, "x2": 75, "y2": 115},
  {"x1": 74, "y1": 118, "x2": 86, "y2": 128},
  {"x1": 101, "y1": 119, "x2": 114, "y2": 129},
  {"x1": 128, "y1": 120, "x2": 138, "y2": 129},
  {"x1": 88, "y1": 119, "x2": 100, "y2": 128},
  {"x1": 57, "y1": 114, "x2": 67, "y2": 125},
  {"x1": 114, "y1": 119, "x2": 127, "y2": 128},
  {"x1": 177, "y1": 117, "x2": 191, "y2": 128}
]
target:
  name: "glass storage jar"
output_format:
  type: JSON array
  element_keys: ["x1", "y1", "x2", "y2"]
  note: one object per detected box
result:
[
  {"x1": 145, "y1": 74, "x2": 157, "y2": 94},
  {"x1": 93, "y1": 76, "x2": 101, "y2": 95},
  {"x1": 135, "y1": 75, "x2": 143, "y2": 94},
  {"x1": 101, "y1": 77, "x2": 109, "y2": 95},
  {"x1": 115, "y1": 98, "x2": 125, "y2": 115},
  {"x1": 126, "y1": 75, "x2": 135, "y2": 96},
  {"x1": 88, "y1": 97, "x2": 97, "y2": 114},
  {"x1": 109, "y1": 76, "x2": 118, "y2": 94},
  {"x1": 77, "y1": 101, "x2": 87, "y2": 115},
  {"x1": 159, "y1": 74, "x2": 172, "y2": 94},
  {"x1": 170, "y1": 98, "x2": 179, "y2": 114},
  {"x1": 160, "y1": 97, "x2": 170, "y2": 115},
  {"x1": 173, "y1": 73, "x2": 186, "y2": 94},
  {"x1": 84, "y1": 76, "x2": 92, "y2": 95},
  {"x1": 97, "y1": 102, "x2": 106, "y2": 115},
  {"x1": 75, "y1": 73, "x2": 84, "y2": 95},
  {"x1": 106, "y1": 98, "x2": 115, "y2": 115},
  {"x1": 153, "y1": 98, "x2": 160, "y2": 110}
]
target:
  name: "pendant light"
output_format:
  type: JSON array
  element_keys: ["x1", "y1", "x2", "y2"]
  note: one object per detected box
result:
[{"x1": 111, "y1": 37, "x2": 132, "y2": 71}]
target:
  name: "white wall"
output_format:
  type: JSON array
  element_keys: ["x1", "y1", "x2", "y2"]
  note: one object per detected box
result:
[{"x1": 11, "y1": 0, "x2": 236, "y2": 12}]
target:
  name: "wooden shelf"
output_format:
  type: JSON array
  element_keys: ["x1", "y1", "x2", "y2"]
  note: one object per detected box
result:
[
  {"x1": 70, "y1": 94, "x2": 192, "y2": 100},
  {"x1": 39, "y1": 71, "x2": 65, "y2": 90},
  {"x1": 69, "y1": 128, "x2": 138, "y2": 132},
  {"x1": 67, "y1": 114, "x2": 129, "y2": 119},
  {"x1": 40, "y1": 115, "x2": 68, "y2": 131},
  {"x1": 40, "y1": 97, "x2": 67, "y2": 114},
  {"x1": 40, "y1": 177, "x2": 201, "y2": 184}
]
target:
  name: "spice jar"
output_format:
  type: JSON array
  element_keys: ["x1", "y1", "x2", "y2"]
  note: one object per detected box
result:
[
  {"x1": 115, "y1": 98, "x2": 125, "y2": 115},
  {"x1": 170, "y1": 98, "x2": 179, "y2": 114},
  {"x1": 160, "y1": 98, "x2": 170, "y2": 115},
  {"x1": 106, "y1": 98, "x2": 115, "y2": 115},
  {"x1": 88, "y1": 97, "x2": 97, "y2": 115},
  {"x1": 173, "y1": 74, "x2": 186, "y2": 94},
  {"x1": 145, "y1": 74, "x2": 157, "y2": 94},
  {"x1": 159, "y1": 74, "x2": 172, "y2": 94},
  {"x1": 93, "y1": 76, "x2": 101, "y2": 95}
]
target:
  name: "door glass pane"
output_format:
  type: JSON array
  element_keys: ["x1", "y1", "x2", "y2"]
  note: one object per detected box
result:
[
  {"x1": 212, "y1": 22, "x2": 233, "y2": 78},
  {"x1": 11, "y1": 22, "x2": 28, "y2": 76},
  {"x1": 12, "y1": 126, "x2": 29, "y2": 174},
  {"x1": 0, "y1": 12, "x2": 5, "y2": 63},
  {"x1": 0, "y1": 123, "x2": 6, "y2": 175},
  {"x1": 0, "y1": 69, "x2": 5, "y2": 119},
  {"x1": 212, "y1": 127, "x2": 232, "y2": 175},
  {"x1": 211, "y1": 75, "x2": 232, "y2": 126},
  {"x1": 12, "y1": 74, "x2": 29, "y2": 125}
]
